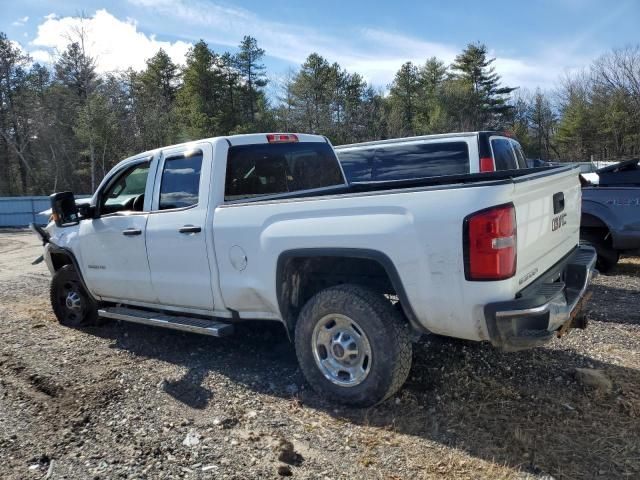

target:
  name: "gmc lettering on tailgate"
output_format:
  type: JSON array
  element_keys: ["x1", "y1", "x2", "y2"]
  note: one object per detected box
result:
[{"x1": 552, "y1": 213, "x2": 567, "y2": 232}]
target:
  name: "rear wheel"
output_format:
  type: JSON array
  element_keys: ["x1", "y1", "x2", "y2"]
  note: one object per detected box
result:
[
  {"x1": 580, "y1": 229, "x2": 619, "y2": 273},
  {"x1": 294, "y1": 284, "x2": 412, "y2": 407},
  {"x1": 50, "y1": 265, "x2": 99, "y2": 327}
]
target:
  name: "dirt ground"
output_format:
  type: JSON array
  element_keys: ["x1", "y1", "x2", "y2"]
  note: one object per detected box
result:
[{"x1": 0, "y1": 230, "x2": 638, "y2": 479}]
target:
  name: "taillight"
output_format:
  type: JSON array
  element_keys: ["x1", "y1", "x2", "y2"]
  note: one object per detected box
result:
[
  {"x1": 479, "y1": 157, "x2": 495, "y2": 172},
  {"x1": 464, "y1": 204, "x2": 516, "y2": 281},
  {"x1": 266, "y1": 133, "x2": 298, "y2": 143}
]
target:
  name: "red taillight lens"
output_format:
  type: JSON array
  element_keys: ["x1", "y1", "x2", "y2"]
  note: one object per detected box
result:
[
  {"x1": 479, "y1": 157, "x2": 495, "y2": 172},
  {"x1": 465, "y1": 204, "x2": 516, "y2": 280},
  {"x1": 266, "y1": 133, "x2": 299, "y2": 143}
]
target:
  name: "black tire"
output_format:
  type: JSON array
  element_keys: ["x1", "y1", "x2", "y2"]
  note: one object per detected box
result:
[
  {"x1": 294, "y1": 284, "x2": 412, "y2": 407},
  {"x1": 50, "y1": 265, "x2": 99, "y2": 327},
  {"x1": 580, "y1": 231, "x2": 619, "y2": 273}
]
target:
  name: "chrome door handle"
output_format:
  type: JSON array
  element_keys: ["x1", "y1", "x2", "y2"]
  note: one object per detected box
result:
[
  {"x1": 122, "y1": 228, "x2": 142, "y2": 236},
  {"x1": 178, "y1": 225, "x2": 201, "y2": 234}
]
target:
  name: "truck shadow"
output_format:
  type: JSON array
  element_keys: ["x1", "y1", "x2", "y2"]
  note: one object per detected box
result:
[
  {"x1": 589, "y1": 284, "x2": 640, "y2": 326},
  {"x1": 85, "y1": 321, "x2": 640, "y2": 478}
]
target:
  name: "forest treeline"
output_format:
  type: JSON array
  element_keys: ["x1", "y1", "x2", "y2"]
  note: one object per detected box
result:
[{"x1": 1, "y1": 30, "x2": 639, "y2": 195}]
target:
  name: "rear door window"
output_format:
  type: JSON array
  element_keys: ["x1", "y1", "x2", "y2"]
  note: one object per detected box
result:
[
  {"x1": 511, "y1": 140, "x2": 528, "y2": 169},
  {"x1": 224, "y1": 142, "x2": 344, "y2": 201},
  {"x1": 158, "y1": 151, "x2": 203, "y2": 210},
  {"x1": 491, "y1": 138, "x2": 518, "y2": 170},
  {"x1": 338, "y1": 141, "x2": 470, "y2": 182}
]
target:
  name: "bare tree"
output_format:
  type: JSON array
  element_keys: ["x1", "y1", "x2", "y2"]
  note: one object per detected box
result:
[{"x1": 64, "y1": 14, "x2": 99, "y2": 191}]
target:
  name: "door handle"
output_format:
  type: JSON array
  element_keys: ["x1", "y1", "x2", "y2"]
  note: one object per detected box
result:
[
  {"x1": 178, "y1": 225, "x2": 202, "y2": 234},
  {"x1": 553, "y1": 192, "x2": 565, "y2": 214},
  {"x1": 122, "y1": 228, "x2": 142, "y2": 236}
]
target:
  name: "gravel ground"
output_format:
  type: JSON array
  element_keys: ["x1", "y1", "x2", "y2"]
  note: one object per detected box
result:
[{"x1": 0, "y1": 230, "x2": 638, "y2": 479}]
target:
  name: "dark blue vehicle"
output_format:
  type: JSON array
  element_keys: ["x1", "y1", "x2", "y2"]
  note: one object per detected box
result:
[{"x1": 580, "y1": 159, "x2": 640, "y2": 272}]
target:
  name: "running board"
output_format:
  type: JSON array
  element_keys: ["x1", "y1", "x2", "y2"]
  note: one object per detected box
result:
[{"x1": 98, "y1": 306, "x2": 234, "y2": 337}]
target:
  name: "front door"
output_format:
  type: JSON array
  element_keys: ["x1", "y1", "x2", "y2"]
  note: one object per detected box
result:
[
  {"x1": 145, "y1": 144, "x2": 215, "y2": 311},
  {"x1": 79, "y1": 158, "x2": 157, "y2": 303}
]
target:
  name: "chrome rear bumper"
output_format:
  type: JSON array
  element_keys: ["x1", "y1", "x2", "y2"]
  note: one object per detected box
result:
[{"x1": 484, "y1": 246, "x2": 597, "y2": 351}]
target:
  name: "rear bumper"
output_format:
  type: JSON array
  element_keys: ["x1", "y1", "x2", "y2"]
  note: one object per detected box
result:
[{"x1": 484, "y1": 245, "x2": 597, "y2": 351}]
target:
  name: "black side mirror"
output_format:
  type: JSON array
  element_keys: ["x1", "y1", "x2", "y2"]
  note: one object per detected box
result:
[
  {"x1": 50, "y1": 191, "x2": 79, "y2": 227},
  {"x1": 78, "y1": 203, "x2": 95, "y2": 219}
]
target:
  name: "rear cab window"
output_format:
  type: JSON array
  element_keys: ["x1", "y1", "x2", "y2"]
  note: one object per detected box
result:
[
  {"x1": 491, "y1": 137, "x2": 527, "y2": 170},
  {"x1": 224, "y1": 142, "x2": 345, "y2": 201},
  {"x1": 510, "y1": 140, "x2": 528, "y2": 169},
  {"x1": 338, "y1": 141, "x2": 470, "y2": 182}
]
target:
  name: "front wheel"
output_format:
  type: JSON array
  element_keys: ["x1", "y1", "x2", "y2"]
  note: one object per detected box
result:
[
  {"x1": 50, "y1": 265, "x2": 99, "y2": 327},
  {"x1": 294, "y1": 284, "x2": 412, "y2": 407}
]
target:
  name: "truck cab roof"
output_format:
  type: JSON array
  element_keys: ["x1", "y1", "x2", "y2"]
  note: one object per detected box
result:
[
  {"x1": 120, "y1": 133, "x2": 329, "y2": 165},
  {"x1": 334, "y1": 131, "x2": 508, "y2": 150}
]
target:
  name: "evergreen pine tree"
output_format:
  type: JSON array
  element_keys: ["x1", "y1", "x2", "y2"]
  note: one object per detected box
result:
[{"x1": 451, "y1": 42, "x2": 515, "y2": 129}]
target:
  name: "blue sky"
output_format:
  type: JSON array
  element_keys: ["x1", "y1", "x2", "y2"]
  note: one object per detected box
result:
[{"x1": 1, "y1": 0, "x2": 638, "y2": 92}]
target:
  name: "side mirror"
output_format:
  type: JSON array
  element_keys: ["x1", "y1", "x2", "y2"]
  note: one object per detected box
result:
[
  {"x1": 78, "y1": 203, "x2": 96, "y2": 219},
  {"x1": 50, "y1": 191, "x2": 79, "y2": 227}
]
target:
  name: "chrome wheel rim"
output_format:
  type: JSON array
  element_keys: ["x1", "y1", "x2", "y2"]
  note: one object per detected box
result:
[
  {"x1": 65, "y1": 291, "x2": 82, "y2": 312},
  {"x1": 58, "y1": 280, "x2": 85, "y2": 324},
  {"x1": 311, "y1": 314, "x2": 372, "y2": 387}
]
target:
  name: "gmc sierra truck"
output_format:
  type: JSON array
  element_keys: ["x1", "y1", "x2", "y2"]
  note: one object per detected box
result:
[
  {"x1": 31, "y1": 133, "x2": 596, "y2": 407},
  {"x1": 335, "y1": 131, "x2": 528, "y2": 182}
]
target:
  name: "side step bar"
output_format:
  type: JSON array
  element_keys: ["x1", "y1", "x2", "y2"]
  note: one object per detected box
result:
[{"x1": 98, "y1": 306, "x2": 234, "y2": 337}]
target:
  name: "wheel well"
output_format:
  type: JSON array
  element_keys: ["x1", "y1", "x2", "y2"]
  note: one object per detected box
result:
[
  {"x1": 49, "y1": 250, "x2": 74, "y2": 271},
  {"x1": 277, "y1": 252, "x2": 414, "y2": 334},
  {"x1": 581, "y1": 213, "x2": 608, "y2": 230},
  {"x1": 581, "y1": 214, "x2": 611, "y2": 242}
]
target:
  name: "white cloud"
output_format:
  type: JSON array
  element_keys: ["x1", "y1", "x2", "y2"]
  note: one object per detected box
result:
[
  {"x1": 128, "y1": 0, "x2": 591, "y2": 90},
  {"x1": 128, "y1": 0, "x2": 461, "y2": 86},
  {"x1": 30, "y1": 49, "x2": 54, "y2": 64},
  {"x1": 9, "y1": 40, "x2": 25, "y2": 53},
  {"x1": 30, "y1": 9, "x2": 191, "y2": 73},
  {"x1": 12, "y1": 16, "x2": 29, "y2": 27},
  {"x1": 24, "y1": 3, "x2": 602, "y2": 91}
]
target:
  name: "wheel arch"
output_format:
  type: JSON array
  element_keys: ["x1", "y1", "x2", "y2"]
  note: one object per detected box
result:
[
  {"x1": 48, "y1": 244, "x2": 98, "y2": 302},
  {"x1": 275, "y1": 248, "x2": 422, "y2": 336},
  {"x1": 581, "y1": 198, "x2": 619, "y2": 236},
  {"x1": 581, "y1": 212, "x2": 609, "y2": 230}
]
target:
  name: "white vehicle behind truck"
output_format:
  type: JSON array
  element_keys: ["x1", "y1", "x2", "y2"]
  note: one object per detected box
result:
[
  {"x1": 335, "y1": 131, "x2": 528, "y2": 182},
  {"x1": 31, "y1": 132, "x2": 596, "y2": 406}
]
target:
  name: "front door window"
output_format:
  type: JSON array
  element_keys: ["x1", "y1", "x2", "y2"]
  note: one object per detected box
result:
[{"x1": 100, "y1": 161, "x2": 150, "y2": 215}]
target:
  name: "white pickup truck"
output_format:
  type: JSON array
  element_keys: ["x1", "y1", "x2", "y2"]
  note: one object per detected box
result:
[
  {"x1": 335, "y1": 131, "x2": 529, "y2": 182},
  {"x1": 32, "y1": 133, "x2": 597, "y2": 406}
]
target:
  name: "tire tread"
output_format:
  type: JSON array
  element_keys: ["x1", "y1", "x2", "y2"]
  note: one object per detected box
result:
[{"x1": 295, "y1": 283, "x2": 412, "y2": 406}]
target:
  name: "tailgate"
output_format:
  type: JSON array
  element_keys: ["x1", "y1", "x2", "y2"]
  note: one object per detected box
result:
[{"x1": 512, "y1": 167, "x2": 581, "y2": 289}]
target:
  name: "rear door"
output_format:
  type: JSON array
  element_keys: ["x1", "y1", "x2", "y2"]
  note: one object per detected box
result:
[
  {"x1": 511, "y1": 167, "x2": 581, "y2": 288},
  {"x1": 145, "y1": 143, "x2": 215, "y2": 311}
]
